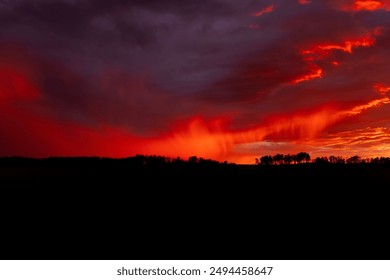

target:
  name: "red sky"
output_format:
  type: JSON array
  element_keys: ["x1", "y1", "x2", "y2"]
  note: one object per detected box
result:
[{"x1": 1, "y1": 0, "x2": 390, "y2": 163}]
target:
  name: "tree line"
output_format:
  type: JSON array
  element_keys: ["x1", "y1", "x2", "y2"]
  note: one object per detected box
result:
[
  {"x1": 256, "y1": 153, "x2": 390, "y2": 165},
  {"x1": 256, "y1": 152, "x2": 311, "y2": 165}
]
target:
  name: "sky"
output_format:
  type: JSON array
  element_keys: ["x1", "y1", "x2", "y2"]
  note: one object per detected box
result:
[{"x1": 0, "y1": 0, "x2": 389, "y2": 163}]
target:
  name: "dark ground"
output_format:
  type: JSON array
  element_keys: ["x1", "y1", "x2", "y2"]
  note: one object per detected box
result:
[{"x1": 1, "y1": 156, "x2": 389, "y2": 260}]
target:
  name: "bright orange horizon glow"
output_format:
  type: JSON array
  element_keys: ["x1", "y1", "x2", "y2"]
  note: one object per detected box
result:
[{"x1": 144, "y1": 91, "x2": 390, "y2": 163}]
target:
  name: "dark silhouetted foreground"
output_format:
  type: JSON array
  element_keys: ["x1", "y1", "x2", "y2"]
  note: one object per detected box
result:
[
  {"x1": 1, "y1": 154, "x2": 389, "y2": 261},
  {"x1": 1, "y1": 154, "x2": 390, "y2": 185}
]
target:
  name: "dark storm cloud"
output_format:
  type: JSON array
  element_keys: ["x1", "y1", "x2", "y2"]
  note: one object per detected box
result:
[
  {"x1": 0, "y1": 0, "x2": 389, "y2": 136},
  {"x1": 0, "y1": 0, "x2": 276, "y2": 132}
]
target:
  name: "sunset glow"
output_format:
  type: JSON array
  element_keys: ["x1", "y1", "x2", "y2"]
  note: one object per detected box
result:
[
  {"x1": 336, "y1": 0, "x2": 390, "y2": 11},
  {"x1": 301, "y1": 28, "x2": 381, "y2": 56},
  {"x1": 354, "y1": 0, "x2": 384, "y2": 11},
  {"x1": 292, "y1": 68, "x2": 323, "y2": 84},
  {"x1": 374, "y1": 84, "x2": 390, "y2": 95},
  {"x1": 1, "y1": 0, "x2": 389, "y2": 163},
  {"x1": 254, "y1": 5, "x2": 275, "y2": 17}
]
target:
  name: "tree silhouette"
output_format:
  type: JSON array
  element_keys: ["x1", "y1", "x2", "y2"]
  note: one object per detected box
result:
[
  {"x1": 315, "y1": 157, "x2": 329, "y2": 164},
  {"x1": 188, "y1": 156, "x2": 199, "y2": 163},
  {"x1": 329, "y1": 155, "x2": 345, "y2": 164},
  {"x1": 257, "y1": 152, "x2": 313, "y2": 165},
  {"x1": 284, "y1": 154, "x2": 293, "y2": 164},
  {"x1": 260, "y1": 155, "x2": 274, "y2": 165},
  {"x1": 273, "y1": 154, "x2": 284, "y2": 165},
  {"x1": 347, "y1": 155, "x2": 361, "y2": 164},
  {"x1": 296, "y1": 152, "x2": 310, "y2": 163}
]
